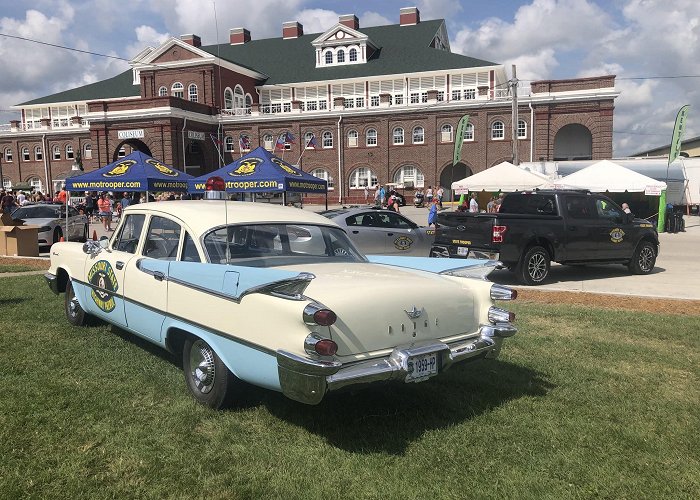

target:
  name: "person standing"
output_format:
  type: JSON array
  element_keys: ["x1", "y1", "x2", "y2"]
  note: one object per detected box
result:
[
  {"x1": 428, "y1": 197, "x2": 439, "y2": 226},
  {"x1": 436, "y1": 185, "x2": 444, "y2": 209},
  {"x1": 56, "y1": 185, "x2": 67, "y2": 204},
  {"x1": 379, "y1": 185, "x2": 386, "y2": 207},
  {"x1": 486, "y1": 196, "x2": 496, "y2": 213},
  {"x1": 363, "y1": 185, "x2": 369, "y2": 203},
  {"x1": 374, "y1": 185, "x2": 381, "y2": 206},
  {"x1": 1, "y1": 191, "x2": 17, "y2": 214},
  {"x1": 469, "y1": 192, "x2": 479, "y2": 213},
  {"x1": 97, "y1": 192, "x2": 112, "y2": 231},
  {"x1": 121, "y1": 192, "x2": 131, "y2": 210},
  {"x1": 426, "y1": 186, "x2": 434, "y2": 205}
]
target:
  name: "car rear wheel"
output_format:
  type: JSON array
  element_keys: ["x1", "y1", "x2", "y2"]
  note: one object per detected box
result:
[
  {"x1": 628, "y1": 241, "x2": 656, "y2": 274},
  {"x1": 183, "y1": 338, "x2": 236, "y2": 409},
  {"x1": 516, "y1": 245, "x2": 550, "y2": 285},
  {"x1": 53, "y1": 227, "x2": 63, "y2": 244},
  {"x1": 65, "y1": 279, "x2": 87, "y2": 326}
]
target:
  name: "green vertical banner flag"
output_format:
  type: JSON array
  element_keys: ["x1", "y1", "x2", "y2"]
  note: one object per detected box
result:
[
  {"x1": 453, "y1": 115, "x2": 470, "y2": 166},
  {"x1": 659, "y1": 105, "x2": 690, "y2": 232},
  {"x1": 668, "y1": 105, "x2": 690, "y2": 166}
]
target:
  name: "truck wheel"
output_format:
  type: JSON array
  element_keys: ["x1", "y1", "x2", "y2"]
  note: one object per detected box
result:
[
  {"x1": 628, "y1": 241, "x2": 656, "y2": 275},
  {"x1": 183, "y1": 337, "x2": 236, "y2": 409},
  {"x1": 65, "y1": 279, "x2": 87, "y2": 326},
  {"x1": 517, "y1": 246, "x2": 550, "y2": 285}
]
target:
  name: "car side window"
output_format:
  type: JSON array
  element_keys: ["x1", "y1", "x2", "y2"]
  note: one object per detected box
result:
[
  {"x1": 356, "y1": 213, "x2": 378, "y2": 227},
  {"x1": 565, "y1": 196, "x2": 594, "y2": 219},
  {"x1": 595, "y1": 198, "x2": 624, "y2": 222},
  {"x1": 383, "y1": 212, "x2": 414, "y2": 229},
  {"x1": 181, "y1": 232, "x2": 201, "y2": 262},
  {"x1": 113, "y1": 214, "x2": 146, "y2": 253},
  {"x1": 143, "y1": 216, "x2": 182, "y2": 260}
]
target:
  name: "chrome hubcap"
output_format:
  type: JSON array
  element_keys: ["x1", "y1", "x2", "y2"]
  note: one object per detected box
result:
[
  {"x1": 69, "y1": 296, "x2": 79, "y2": 317},
  {"x1": 639, "y1": 246, "x2": 654, "y2": 271},
  {"x1": 189, "y1": 340, "x2": 216, "y2": 394},
  {"x1": 528, "y1": 253, "x2": 547, "y2": 281}
]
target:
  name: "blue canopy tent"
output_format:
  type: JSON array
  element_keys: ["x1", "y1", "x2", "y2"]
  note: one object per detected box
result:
[
  {"x1": 64, "y1": 151, "x2": 193, "y2": 192},
  {"x1": 188, "y1": 147, "x2": 327, "y2": 206}
]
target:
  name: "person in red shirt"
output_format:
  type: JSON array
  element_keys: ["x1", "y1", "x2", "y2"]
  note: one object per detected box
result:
[
  {"x1": 97, "y1": 192, "x2": 112, "y2": 231},
  {"x1": 56, "y1": 185, "x2": 67, "y2": 204}
]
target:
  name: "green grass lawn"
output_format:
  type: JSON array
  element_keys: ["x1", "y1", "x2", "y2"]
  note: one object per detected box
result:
[{"x1": 1, "y1": 275, "x2": 698, "y2": 499}]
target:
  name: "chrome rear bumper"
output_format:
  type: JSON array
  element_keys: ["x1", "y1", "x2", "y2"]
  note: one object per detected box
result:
[{"x1": 277, "y1": 322, "x2": 516, "y2": 405}]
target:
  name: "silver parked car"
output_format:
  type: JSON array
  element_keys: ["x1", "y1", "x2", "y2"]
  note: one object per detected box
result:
[
  {"x1": 11, "y1": 203, "x2": 89, "y2": 246},
  {"x1": 320, "y1": 207, "x2": 435, "y2": 256}
]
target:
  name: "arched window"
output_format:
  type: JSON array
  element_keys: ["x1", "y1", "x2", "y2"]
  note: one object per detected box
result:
[
  {"x1": 304, "y1": 132, "x2": 315, "y2": 149},
  {"x1": 347, "y1": 130, "x2": 358, "y2": 147},
  {"x1": 22, "y1": 147, "x2": 30, "y2": 161},
  {"x1": 4, "y1": 147, "x2": 13, "y2": 162},
  {"x1": 337, "y1": 49, "x2": 345, "y2": 63},
  {"x1": 172, "y1": 82, "x2": 184, "y2": 98},
  {"x1": 52, "y1": 145, "x2": 60, "y2": 160},
  {"x1": 324, "y1": 51, "x2": 333, "y2": 64},
  {"x1": 188, "y1": 84, "x2": 198, "y2": 102},
  {"x1": 234, "y1": 85, "x2": 245, "y2": 111},
  {"x1": 224, "y1": 88, "x2": 233, "y2": 109},
  {"x1": 366, "y1": 128, "x2": 377, "y2": 147},
  {"x1": 29, "y1": 177, "x2": 42, "y2": 192},
  {"x1": 262, "y1": 134, "x2": 273, "y2": 151},
  {"x1": 245, "y1": 94, "x2": 252, "y2": 114},
  {"x1": 393, "y1": 165, "x2": 425, "y2": 188},
  {"x1": 349, "y1": 48, "x2": 358, "y2": 62},
  {"x1": 349, "y1": 167, "x2": 378, "y2": 189},
  {"x1": 463, "y1": 123, "x2": 474, "y2": 142},
  {"x1": 491, "y1": 120, "x2": 505, "y2": 140},
  {"x1": 311, "y1": 168, "x2": 334, "y2": 189},
  {"x1": 84, "y1": 143, "x2": 92, "y2": 159},
  {"x1": 322, "y1": 131, "x2": 333, "y2": 148},
  {"x1": 393, "y1": 127, "x2": 404, "y2": 145},
  {"x1": 517, "y1": 119, "x2": 527, "y2": 139},
  {"x1": 66, "y1": 145, "x2": 74, "y2": 160},
  {"x1": 441, "y1": 124, "x2": 453, "y2": 142},
  {"x1": 412, "y1": 126, "x2": 424, "y2": 144},
  {"x1": 158, "y1": 86, "x2": 167, "y2": 97},
  {"x1": 224, "y1": 136, "x2": 235, "y2": 152},
  {"x1": 34, "y1": 146, "x2": 42, "y2": 161}
]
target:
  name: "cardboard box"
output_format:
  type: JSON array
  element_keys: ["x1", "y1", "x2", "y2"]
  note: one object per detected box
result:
[{"x1": 0, "y1": 212, "x2": 40, "y2": 257}]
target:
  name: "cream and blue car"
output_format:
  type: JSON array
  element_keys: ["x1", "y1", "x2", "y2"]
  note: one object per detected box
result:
[{"x1": 45, "y1": 200, "x2": 517, "y2": 409}]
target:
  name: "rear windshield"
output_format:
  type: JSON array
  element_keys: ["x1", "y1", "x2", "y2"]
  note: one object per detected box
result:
[
  {"x1": 203, "y1": 223, "x2": 367, "y2": 266},
  {"x1": 12, "y1": 205, "x2": 60, "y2": 219},
  {"x1": 499, "y1": 194, "x2": 558, "y2": 215}
]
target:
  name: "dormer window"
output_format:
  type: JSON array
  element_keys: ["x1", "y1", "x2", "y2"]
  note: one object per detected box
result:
[{"x1": 313, "y1": 24, "x2": 377, "y2": 68}]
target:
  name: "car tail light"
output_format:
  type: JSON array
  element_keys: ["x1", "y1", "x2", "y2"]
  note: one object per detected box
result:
[
  {"x1": 303, "y1": 303, "x2": 337, "y2": 326},
  {"x1": 488, "y1": 306, "x2": 515, "y2": 323},
  {"x1": 492, "y1": 225, "x2": 507, "y2": 243},
  {"x1": 205, "y1": 176, "x2": 226, "y2": 191},
  {"x1": 490, "y1": 284, "x2": 517, "y2": 300},
  {"x1": 304, "y1": 333, "x2": 338, "y2": 356}
]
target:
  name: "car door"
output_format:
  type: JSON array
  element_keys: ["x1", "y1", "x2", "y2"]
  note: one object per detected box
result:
[
  {"x1": 375, "y1": 211, "x2": 428, "y2": 255},
  {"x1": 343, "y1": 211, "x2": 388, "y2": 254},
  {"x1": 66, "y1": 206, "x2": 84, "y2": 240},
  {"x1": 562, "y1": 194, "x2": 599, "y2": 261},
  {"x1": 82, "y1": 213, "x2": 146, "y2": 327},
  {"x1": 590, "y1": 197, "x2": 635, "y2": 259},
  {"x1": 124, "y1": 214, "x2": 185, "y2": 342}
]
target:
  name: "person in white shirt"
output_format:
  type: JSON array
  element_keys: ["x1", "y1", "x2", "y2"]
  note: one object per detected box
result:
[
  {"x1": 469, "y1": 192, "x2": 479, "y2": 213},
  {"x1": 17, "y1": 191, "x2": 26, "y2": 206}
]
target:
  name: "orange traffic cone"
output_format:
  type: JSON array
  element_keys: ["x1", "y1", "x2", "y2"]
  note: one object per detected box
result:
[
  {"x1": 59, "y1": 236, "x2": 65, "y2": 242},
  {"x1": 92, "y1": 230, "x2": 98, "y2": 241}
]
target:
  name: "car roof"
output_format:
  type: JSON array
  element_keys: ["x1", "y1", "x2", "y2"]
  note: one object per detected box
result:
[
  {"x1": 122, "y1": 200, "x2": 340, "y2": 234},
  {"x1": 320, "y1": 206, "x2": 397, "y2": 218}
]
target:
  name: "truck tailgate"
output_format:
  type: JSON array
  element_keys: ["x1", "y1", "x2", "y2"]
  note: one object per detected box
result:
[{"x1": 434, "y1": 213, "x2": 497, "y2": 253}]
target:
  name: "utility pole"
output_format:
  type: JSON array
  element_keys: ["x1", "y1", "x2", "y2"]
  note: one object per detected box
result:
[{"x1": 511, "y1": 64, "x2": 519, "y2": 165}]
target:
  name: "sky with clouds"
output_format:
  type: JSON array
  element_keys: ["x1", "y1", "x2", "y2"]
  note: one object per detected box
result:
[{"x1": 0, "y1": 0, "x2": 698, "y2": 156}]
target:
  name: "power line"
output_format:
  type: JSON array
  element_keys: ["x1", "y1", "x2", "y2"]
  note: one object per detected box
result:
[{"x1": 0, "y1": 32, "x2": 129, "y2": 62}]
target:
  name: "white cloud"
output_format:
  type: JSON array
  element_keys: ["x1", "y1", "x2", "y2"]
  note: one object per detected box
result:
[
  {"x1": 297, "y1": 9, "x2": 341, "y2": 34},
  {"x1": 359, "y1": 11, "x2": 392, "y2": 28},
  {"x1": 124, "y1": 25, "x2": 171, "y2": 58}
]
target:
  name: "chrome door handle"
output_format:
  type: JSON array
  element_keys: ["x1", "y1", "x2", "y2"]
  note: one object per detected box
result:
[
  {"x1": 352, "y1": 230, "x2": 359, "y2": 234},
  {"x1": 387, "y1": 233, "x2": 394, "y2": 236},
  {"x1": 116, "y1": 261, "x2": 124, "y2": 270},
  {"x1": 153, "y1": 271, "x2": 165, "y2": 282}
]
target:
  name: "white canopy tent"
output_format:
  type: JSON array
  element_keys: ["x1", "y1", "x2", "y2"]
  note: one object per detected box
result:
[
  {"x1": 556, "y1": 160, "x2": 667, "y2": 193},
  {"x1": 452, "y1": 161, "x2": 550, "y2": 194}
]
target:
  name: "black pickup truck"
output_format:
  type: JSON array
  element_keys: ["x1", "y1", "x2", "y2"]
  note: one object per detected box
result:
[{"x1": 430, "y1": 190, "x2": 659, "y2": 285}]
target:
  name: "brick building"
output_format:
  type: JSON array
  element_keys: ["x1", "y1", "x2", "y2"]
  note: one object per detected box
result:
[{"x1": 0, "y1": 7, "x2": 618, "y2": 202}]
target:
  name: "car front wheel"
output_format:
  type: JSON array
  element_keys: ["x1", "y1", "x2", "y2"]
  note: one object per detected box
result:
[
  {"x1": 182, "y1": 338, "x2": 236, "y2": 409},
  {"x1": 516, "y1": 245, "x2": 550, "y2": 285},
  {"x1": 65, "y1": 279, "x2": 87, "y2": 326},
  {"x1": 628, "y1": 241, "x2": 657, "y2": 274}
]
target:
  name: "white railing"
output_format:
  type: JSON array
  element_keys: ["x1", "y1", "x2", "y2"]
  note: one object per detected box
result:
[{"x1": 220, "y1": 107, "x2": 251, "y2": 117}]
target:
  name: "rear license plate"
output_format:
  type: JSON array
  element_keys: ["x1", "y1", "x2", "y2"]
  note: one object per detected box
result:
[
  {"x1": 407, "y1": 352, "x2": 439, "y2": 382},
  {"x1": 457, "y1": 246, "x2": 468, "y2": 256}
]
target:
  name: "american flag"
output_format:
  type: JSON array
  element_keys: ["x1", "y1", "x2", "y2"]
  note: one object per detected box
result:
[
  {"x1": 239, "y1": 134, "x2": 250, "y2": 150},
  {"x1": 305, "y1": 133, "x2": 318, "y2": 149}
]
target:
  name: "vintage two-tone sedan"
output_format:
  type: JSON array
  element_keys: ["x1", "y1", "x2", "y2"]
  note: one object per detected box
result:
[{"x1": 45, "y1": 195, "x2": 517, "y2": 409}]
